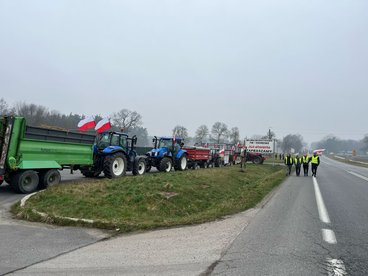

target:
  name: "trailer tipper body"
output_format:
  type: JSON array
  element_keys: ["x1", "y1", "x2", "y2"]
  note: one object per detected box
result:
[{"x1": 0, "y1": 116, "x2": 95, "y2": 193}]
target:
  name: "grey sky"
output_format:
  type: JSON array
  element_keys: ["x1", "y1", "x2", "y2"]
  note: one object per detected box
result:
[{"x1": 1, "y1": 0, "x2": 367, "y2": 144}]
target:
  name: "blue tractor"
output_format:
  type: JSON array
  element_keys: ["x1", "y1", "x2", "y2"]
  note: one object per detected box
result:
[
  {"x1": 146, "y1": 136, "x2": 188, "y2": 172},
  {"x1": 80, "y1": 132, "x2": 147, "y2": 178}
]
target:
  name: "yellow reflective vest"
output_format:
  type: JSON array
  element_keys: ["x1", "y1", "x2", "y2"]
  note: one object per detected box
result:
[
  {"x1": 302, "y1": 156, "x2": 310, "y2": 164},
  {"x1": 294, "y1": 157, "x2": 302, "y2": 165},
  {"x1": 311, "y1": 155, "x2": 319, "y2": 164}
]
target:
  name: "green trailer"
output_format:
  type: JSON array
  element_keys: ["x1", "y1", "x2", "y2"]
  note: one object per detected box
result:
[{"x1": 0, "y1": 116, "x2": 95, "y2": 193}]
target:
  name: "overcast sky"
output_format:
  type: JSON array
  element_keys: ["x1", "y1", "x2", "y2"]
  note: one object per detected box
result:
[{"x1": 0, "y1": 0, "x2": 367, "y2": 145}]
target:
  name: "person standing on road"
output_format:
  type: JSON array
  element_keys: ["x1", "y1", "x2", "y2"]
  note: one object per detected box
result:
[
  {"x1": 284, "y1": 153, "x2": 293, "y2": 175},
  {"x1": 311, "y1": 152, "x2": 320, "y2": 177},
  {"x1": 294, "y1": 154, "x2": 302, "y2": 176},
  {"x1": 302, "y1": 153, "x2": 310, "y2": 176}
]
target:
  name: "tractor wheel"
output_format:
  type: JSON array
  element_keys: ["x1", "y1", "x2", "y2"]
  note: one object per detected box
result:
[
  {"x1": 159, "y1": 157, "x2": 172, "y2": 172},
  {"x1": 80, "y1": 167, "x2": 101, "y2": 178},
  {"x1": 175, "y1": 155, "x2": 187, "y2": 171},
  {"x1": 103, "y1": 153, "x2": 127, "y2": 178},
  {"x1": 145, "y1": 164, "x2": 152, "y2": 173},
  {"x1": 133, "y1": 159, "x2": 146, "y2": 176},
  {"x1": 38, "y1": 169, "x2": 61, "y2": 189},
  {"x1": 11, "y1": 170, "x2": 39, "y2": 194},
  {"x1": 252, "y1": 156, "x2": 262, "y2": 165}
]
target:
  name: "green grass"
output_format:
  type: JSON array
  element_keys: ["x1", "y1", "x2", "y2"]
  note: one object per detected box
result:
[
  {"x1": 14, "y1": 165, "x2": 285, "y2": 232},
  {"x1": 329, "y1": 155, "x2": 368, "y2": 168}
]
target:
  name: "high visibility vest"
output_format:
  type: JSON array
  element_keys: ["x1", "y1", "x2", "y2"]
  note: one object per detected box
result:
[
  {"x1": 294, "y1": 157, "x2": 301, "y2": 165},
  {"x1": 302, "y1": 156, "x2": 309, "y2": 164},
  {"x1": 285, "y1": 156, "x2": 293, "y2": 164},
  {"x1": 311, "y1": 156, "x2": 319, "y2": 164}
]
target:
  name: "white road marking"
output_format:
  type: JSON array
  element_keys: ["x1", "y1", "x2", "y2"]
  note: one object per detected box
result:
[
  {"x1": 347, "y1": 170, "x2": 368, "y2": 182},
  {"x1": 327, "y1": 258, "x2": 347, "y2": 276},
  {"x1": 313, "y1": 177, "x2": 331, "y2": 224},
  {"x1": 322, "y1": 229, "x2": 337, "y2": 244}
]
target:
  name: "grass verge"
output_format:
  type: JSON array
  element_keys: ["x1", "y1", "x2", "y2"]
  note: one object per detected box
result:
[
  {"x1": 329, "y1": 156, "x2": 368, "y2": 168},
  {"x1": 13, "y1": 164, "x2": 285, "y2": 233}
]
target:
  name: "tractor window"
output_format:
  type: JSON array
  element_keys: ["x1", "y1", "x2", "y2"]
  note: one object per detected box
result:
[
  {"x1": 159, "y1": 139, "x2": 172, "y2": 148},
  {"x1": 97, "y1": 133, "x2": 110, "y2": 149},
  {"x1": 111, "y1": 134, "x2": 120, "y2": 146},
  {"x1": 120, "y1": 136, "x2": 127, "y2": 148}
]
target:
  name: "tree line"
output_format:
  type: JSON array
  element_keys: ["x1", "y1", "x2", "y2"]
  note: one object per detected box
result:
[{"x1": 2, "y1": 98, "x2": 367, "y2": 154}]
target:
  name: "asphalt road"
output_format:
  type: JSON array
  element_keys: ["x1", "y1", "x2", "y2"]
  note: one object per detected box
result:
[
  {"x1": 0, "y1": 171, "x2": 108, "y2": 276},
  {"x1": 211, "y1": 157, "x2": 368, "y2": 275}
]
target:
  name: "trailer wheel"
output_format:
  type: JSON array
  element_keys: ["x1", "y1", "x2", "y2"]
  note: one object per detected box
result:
[
  {"x1": 133, "y1": 159, "x2": 146, "y2": 176},
  {"x1": 38, "y1": 169, "x2": 61, "y2": 189},
  {"x1": 104, "y1": 153, "x2": 127, "y2": 178},
  {"x1": 11, "y1": 170, "x2": 39, "y2": 194},
  {"x1": 159, "y1": 157, "x2": 172, "y2": 172},
  {"x1": 176, "y1": 155, "x2": 187, "y2": 171}
]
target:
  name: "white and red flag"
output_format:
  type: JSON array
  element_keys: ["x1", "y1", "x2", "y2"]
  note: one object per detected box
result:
[
  {"x1": 77, "y1": 116, "x2": 96, "y2": 131},
  {"x1": 219, "y1": 148, "x2": 225, "y2": 155},
  {"x1": 95, "y1": 118, "x2": 111, "y2": 133}
]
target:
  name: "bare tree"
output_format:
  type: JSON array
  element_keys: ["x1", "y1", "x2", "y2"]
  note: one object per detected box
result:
[
  {"x1": 229, "y1": 127, "x2": 240, "y2": 144},
  {"x1": 282, "y1": 134, "x2": 304, "y2": 153},
  {"x1": 195, "y1": 125, "x2": 209, "y2": 144},
  {"x1": 0, "y1": 98, "x2": 9, "y2": 115},
  {"x1": 15, "y1": 102, "x2": 48, "y2": 126},
  {"x1": 211, "y1": 122, "x2": 228, "y2": 144},
  {"x1": 172, "y1": 125, "x2": 188, "y2": 140},
  {"x1": 111, "y1": 109, "x2": 142, "y2": 133}
]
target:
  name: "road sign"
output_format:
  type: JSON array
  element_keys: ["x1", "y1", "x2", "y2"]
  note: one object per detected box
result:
[{"x1": 245, "y1": 139, "x2": 274, "y2": 154}]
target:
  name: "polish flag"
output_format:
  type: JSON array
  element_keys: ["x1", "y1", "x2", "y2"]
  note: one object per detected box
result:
[
  {"x1": 219, "y1": 148, "x2": 225, "y2": 155},
  {"x1": 77, "y1": 116, "x2": 96, "y2": 131},
  {"x1": 95, "y1": 118, "x2": 111, "y2": 133},
  {"x1": 231, "y1": 145, "x2": 235, "y2": 151}
]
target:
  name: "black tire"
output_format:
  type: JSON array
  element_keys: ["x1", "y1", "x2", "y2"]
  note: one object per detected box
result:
[
  {"x1": 39, "y1": 169, "x2": 61, "y2": 189},
  {"x1": 133, "y1": 158, "x2": 146, "y2": 176},
  {"x1": 145, "y1": 164, "x2": 152, "y2": 173},
  {"x1": 103, "y1": 153, "x2": 127, "y2": 178},
  {"x1": 11, "y1": 170, "x2": 39, "y2": 194},
  {"x1": 252, "y1": 156, "x2": 262, "y2": 165},
  {"x1": 175, "y1": 154, "x2": 187, "y2": 171},
  {"x1": 80, "y1": 167, "x2": 101, "y2": 178},
  {"x1": 159, "y1": 157, "x2": 172, "y2": 172}
]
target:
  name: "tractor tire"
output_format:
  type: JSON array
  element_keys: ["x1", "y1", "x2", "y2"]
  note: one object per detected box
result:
[
  {"x1": 159, "y1": 157, "x2": 172, "y2": 172},
  {"x1": 39, "y1": 169, "x2": 61, "y2": 189},
  {"x1": 133, "y1": 158, "x2": 146, "y2": 176},
  {"x1": 11, "y1": 170, "x2": 39, "y2": 194},
  {"x1": 252, "y1": 156, "x2": 262, "y2": 165},
  {"x1": 103, "y1": 153, "x2": 127, "y2": 179},
  {"x1": 80, "y1": 167, "x2": 101, "y2": 178},
  {"x1": 145, "y1": 164, "x2": 152, "y2": 173},
  {"x1": 175, "y1": 155, "x2": 187, "y2": 171}
]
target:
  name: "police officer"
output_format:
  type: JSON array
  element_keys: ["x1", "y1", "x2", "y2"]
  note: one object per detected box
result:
[
  {"x1": 311, "y1": 152, "x2": 320, "y2": 177},
  {"x1": 302, "y1": 153, "x2": 310, "y2": 176},
  {"x1": 294, "y1": 154, "x2": 302, "y2": 176},
  {"x1": 284, "y1": 153, "x2": 293, "y2": 175}
]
